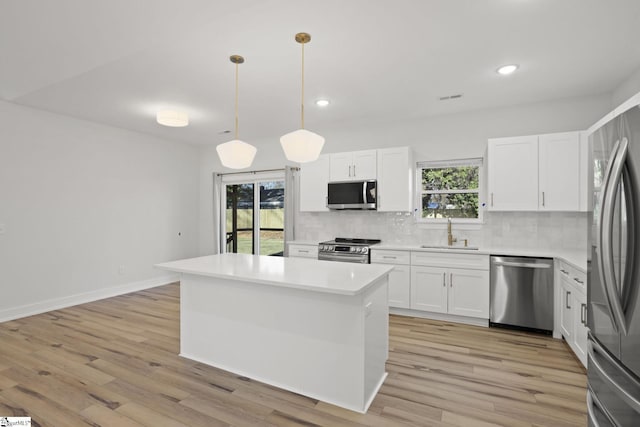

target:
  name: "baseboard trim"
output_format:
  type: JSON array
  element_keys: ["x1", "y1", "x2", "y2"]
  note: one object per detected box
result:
[
  {"x1": 390, "y1": 307, "x2": 489, "y2": 327},
  {"x1": 0, "y1": 275, "x2": 179, "y2": 323}
]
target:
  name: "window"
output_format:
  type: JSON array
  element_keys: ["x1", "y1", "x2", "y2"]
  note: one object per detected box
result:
[{"x1": 417, "y1": 158, "x2": 482, "y2": 222}]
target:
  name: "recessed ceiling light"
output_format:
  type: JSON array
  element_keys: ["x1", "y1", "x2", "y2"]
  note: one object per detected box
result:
[
  {"x1": 156, "y1": 110, "x2": 189, "y2": 127},
  {"x1": 497, "y1": 64, "x2": 519, "y2": 75},
  {"x1": 316, "y1": 99, "x2": 330, "y2": 107}
]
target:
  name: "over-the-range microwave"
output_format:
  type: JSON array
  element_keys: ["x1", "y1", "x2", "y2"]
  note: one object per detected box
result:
[{"x1": 327, "y1": 180, "x2": 377, "y2": 210}]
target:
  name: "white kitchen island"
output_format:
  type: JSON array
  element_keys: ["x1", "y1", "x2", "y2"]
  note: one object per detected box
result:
[{"x1": 155, "y1": 253, "x2": 392, "y2": 413}]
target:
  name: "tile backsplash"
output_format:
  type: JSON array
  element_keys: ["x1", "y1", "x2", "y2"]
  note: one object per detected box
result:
[{"x1": 295, "y1": 210, "x2": 588, "y2": 252}]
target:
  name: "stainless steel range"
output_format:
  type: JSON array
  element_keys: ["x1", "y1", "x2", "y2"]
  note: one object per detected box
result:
[{"x1": 318, "y1": 238, "x2": 381, "y2": 264}]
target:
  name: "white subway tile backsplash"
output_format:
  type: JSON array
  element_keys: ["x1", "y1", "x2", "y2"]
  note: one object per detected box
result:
[{"x1": 296, "y1": 210, "x2": 588, "y2": 252}]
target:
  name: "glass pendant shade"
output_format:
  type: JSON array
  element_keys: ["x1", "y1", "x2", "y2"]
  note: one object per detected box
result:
[
  {"x1": 216, "y1": 54, "x2": 256, "y2": 169},
  {"x1": 216, "y1": 139, "x2": 257, "y2": 169},
  {"x1": 280, "y1": 129, "x2": 325, "y2": 163}
]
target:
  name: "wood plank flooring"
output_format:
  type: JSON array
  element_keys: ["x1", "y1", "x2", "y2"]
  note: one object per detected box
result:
[{"x1": 0, "y1": 283, "x2": 587, "y2": 426}]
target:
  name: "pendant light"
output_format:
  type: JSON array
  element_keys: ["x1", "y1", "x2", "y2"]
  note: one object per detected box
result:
[
  {"x1": 216, "y1": 55, "x2": 257, "y2": 169},
  {"x1": 280, "y1": 33, "x2": 325, "y2": 163}
]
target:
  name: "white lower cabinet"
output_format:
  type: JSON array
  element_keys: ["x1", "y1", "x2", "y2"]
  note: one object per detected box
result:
[
  {"x1": 371, "y1": 249, "x2": 411, "y2": 308},
  {"x1": 410, "y1": 265, "x2": 489, "y2": 318},
  {"x1": 557, "y1": 260, "x2": 588, "y2": 367},
  {"x1": 369, "y1": 248, "x2": 491, "y2": 323},
  {"x1": 410, "y1": 266, "x2": 448, "y2": 313},
  {"x1": 410, "y1": 253, "x2": 490, "y2": 320}
]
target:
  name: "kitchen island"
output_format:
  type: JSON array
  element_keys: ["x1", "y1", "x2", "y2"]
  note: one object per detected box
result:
[{"x1": 155, "y1": 253, "x2": 392, "y2": 413}]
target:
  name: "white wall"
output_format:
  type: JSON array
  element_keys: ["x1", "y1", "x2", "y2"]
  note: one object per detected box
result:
[
  {"x1": 0, "y1": 101, "x2": 200, "y2": 320},
  {"x1": 198, "y1": 93, "x2": 611, "y2": 254},
  {"x1": 611, "y1": 65, "x2": 640, "y2": 108}
]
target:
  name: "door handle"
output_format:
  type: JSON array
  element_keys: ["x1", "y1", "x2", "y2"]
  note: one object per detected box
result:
[
  {"x1": 493, "y1": 261, "x2": 551, "y2": 269},
  {"x1": 599, "y1": 137, "x2": 629, "y2": 335}
]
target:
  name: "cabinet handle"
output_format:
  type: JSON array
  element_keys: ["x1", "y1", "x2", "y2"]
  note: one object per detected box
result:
[
  {"x1": 560, "y1": 269, "x2": 569, "y2": 275},
  {"x1": 542, "y1": 191, "x2": 545, "y2": 207},
  {"x1": 574, "y1": 278, "x2": 584, "y2": 285},
  {"x1": 450, "y1": 273, "x2": 453, "y2": 287},
  {"x1": 299, "y1": 250, "x2": 309, "y2": 253},
  {"x1": 348, "y1": 165, "x2": 352, "y2": 177},
  {"x1": 353, "y1": 164, "x2": 356, "y2": 177},
  {"x1": 566, "y1": 290, "x2": 571, "y2": 309},
  {"x1": 581, "y1": 303, "x2": 587, "y2": 325},
  {"x1": 442, "y1": 273, "x2": 446, "y2": 287},
  {"x1": 382, "y1": 256, "x2": 396, "y2": 259}
]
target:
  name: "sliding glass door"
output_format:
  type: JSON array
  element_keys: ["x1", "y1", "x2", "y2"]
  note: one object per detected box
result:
[{"x1": 223, "y1": 174, "x2": 285, "y2": 256}]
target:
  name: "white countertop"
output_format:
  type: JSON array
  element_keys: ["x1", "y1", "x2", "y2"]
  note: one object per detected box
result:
[
  {"x1": 373, "y1": 244, "x2": 587, "y2": 271},
  {"x1": 286, "y1": 241, "x2": 587, "y2": 272},
  {"x1": 155, "y1": 253, "x2": 393, "y2": 296}
]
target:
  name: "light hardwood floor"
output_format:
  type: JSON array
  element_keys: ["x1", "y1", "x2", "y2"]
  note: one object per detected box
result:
[{"x1": 0, "y1": 283, "x2": 587, "y2": 426}]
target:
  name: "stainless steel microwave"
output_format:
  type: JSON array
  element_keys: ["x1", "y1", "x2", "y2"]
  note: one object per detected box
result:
[{"x1": 327, "y1": 180, "x2": 377, "y2": 210}]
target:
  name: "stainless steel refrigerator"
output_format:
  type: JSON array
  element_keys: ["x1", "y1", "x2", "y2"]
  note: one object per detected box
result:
[{"x1": 588, "y1": 97, "x2": 640, "y2": 425}]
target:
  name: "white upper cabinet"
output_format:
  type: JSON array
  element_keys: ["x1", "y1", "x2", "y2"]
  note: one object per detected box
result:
[
  {"x1": 539, "y1": 132, "x2": 580, "y2": 211},
  {"x1": 377, "y1": 147, "x2": 413, "y2": 212},
  {"x1": 488, "y1": 135, "x2": 539, "y2": 211},
  {"x1": 488, "y1": 131, "x2": 586, "y2": 212},
  {"x1": 299, "y1": 154, "x2": 330, "y2": 212},
  {"x1": 329, "y1": 149, "x2": 377, "y2": 181}
]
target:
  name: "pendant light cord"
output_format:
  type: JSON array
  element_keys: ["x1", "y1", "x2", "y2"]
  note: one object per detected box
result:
[
  {"x1": 301, "y1": 41, "x2": 305, "y2": 130},
  {"x1": 235, "y1": 62, "x2": 239, "y2": 139}
]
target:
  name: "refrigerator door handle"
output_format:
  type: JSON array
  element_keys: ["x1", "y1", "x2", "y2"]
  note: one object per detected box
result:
[
  {"x1": 588, "y1": 337, "x2": 640, "y2": 413},
  {"x1": 587, "y1": 388, "x2": 617, "y2": 427},
  {"x1": 600, "y1": 137, "x2": 629, "y2": 335}
]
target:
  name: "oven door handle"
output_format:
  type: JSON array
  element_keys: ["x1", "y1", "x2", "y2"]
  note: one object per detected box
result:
[{"x1": 318, "y1": 253, "x2": 368, "y2": 263}]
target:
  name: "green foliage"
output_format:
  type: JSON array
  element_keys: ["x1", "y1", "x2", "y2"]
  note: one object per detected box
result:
[{"x1": 421, "y1": 166, "x2": 479, "y2": 219}]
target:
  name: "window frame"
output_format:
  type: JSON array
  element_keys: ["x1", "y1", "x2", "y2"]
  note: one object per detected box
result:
[{"x1": 415, "y1": 158, "x2": 484, "y2": 225}]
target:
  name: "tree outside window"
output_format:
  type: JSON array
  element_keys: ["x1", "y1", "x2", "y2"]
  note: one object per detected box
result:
[{"x1": 418, "y1": 159, "x2": 482, "y2": 222}]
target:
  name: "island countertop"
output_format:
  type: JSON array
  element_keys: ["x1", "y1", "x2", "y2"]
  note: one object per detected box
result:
[{"x1": 155, "y1": 253, "x2": 393, "y2": 296}]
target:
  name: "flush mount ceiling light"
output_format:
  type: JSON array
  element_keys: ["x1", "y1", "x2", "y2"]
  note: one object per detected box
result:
[
  {"x1": 497, "y1": 64, "x2": 519, "y2": 75},
  {"x1": 216, "y1": 55, "x2": 257, "y2": 169},
  {"x1": 316, "y1": 99, "x2": 330, "y2": 107},
  {"x1": 280, "y1": 32, "x2": 325, "y2": 163},
  {"x1": 156, "y1": 110, "x2": 189, "y2": 127}
]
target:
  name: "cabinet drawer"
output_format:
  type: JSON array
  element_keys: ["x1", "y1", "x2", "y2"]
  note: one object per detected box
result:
[
  {"x1": 371, "y1": 249, "x2": 410, "y2": 265},
  {"x1": 557, "y1": 260, "x2": 586, "y2": 292},
  {"x1": 289, "y1": 244, "x2": 318, "y2": 259},
  {"x1": 411, "y1": 251, "x2": 489, "y2": 270}
]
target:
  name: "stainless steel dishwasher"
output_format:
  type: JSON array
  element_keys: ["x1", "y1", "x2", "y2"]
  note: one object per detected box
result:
[{"x1": 490, "y1": 256, "x2": 554, "y2": 333}]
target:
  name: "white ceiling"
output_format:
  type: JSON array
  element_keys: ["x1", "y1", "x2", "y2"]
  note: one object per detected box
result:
[{"x1": 2, "y1": 0, "x2": 640, "y2": 146}]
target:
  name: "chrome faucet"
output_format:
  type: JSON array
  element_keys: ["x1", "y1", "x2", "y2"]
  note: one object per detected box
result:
[{"x1": 447, "y1": 218, "x2": 457, "y2": 246}]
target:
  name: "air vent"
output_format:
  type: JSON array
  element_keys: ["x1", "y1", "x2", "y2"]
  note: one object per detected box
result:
[{"x1": 438, "y1": 94, "x2": 463, "y2": 101}]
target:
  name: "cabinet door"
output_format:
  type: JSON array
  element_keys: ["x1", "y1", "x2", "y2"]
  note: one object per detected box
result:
[
  {"x1": 560, "y1": 279, "x2": 574, "y2": 341},
  {"x1": 300, "y1": 154, "x2": 330, "y2": 212},
  {"x1": 539, "y1": 132, "x2": 580, "y2": 211},
  {"x1": 410, "y1": 266, "x2": 447, "y2": 313},
  {"x1": 488, "y1": 136, "x2": 539, "y2": 211},
  {"x1": 329, "y1": 152, "x2": 353, "y2": 181},
  {"x1": 352, "y1": 150, "x2": 377, "y2": 180},
  {"x1": 448, "y1": 268, "x2": 489, "y2": 319},
  {"x1": 387, "y1": 265, "x2": 411, "y2": 309},
  {"x1": 377, "y1": 147, "x2": 412, "y2": 212},
  {"x1": 573, "y1": 290, "x2": 588, "y2": 367}
]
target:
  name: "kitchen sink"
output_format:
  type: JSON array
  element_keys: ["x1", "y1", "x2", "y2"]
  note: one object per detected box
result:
[{"x1": 419, "y1": 245, "x2": 479, "y2": 250}]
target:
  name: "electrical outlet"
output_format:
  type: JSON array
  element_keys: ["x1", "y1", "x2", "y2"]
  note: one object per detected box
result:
[
  {"x1": 118, "y1": 265, "x2": 126, "y2": 275},
  {"x1": 0, "y1": 223, "x2": 5, "y2": 234}
]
